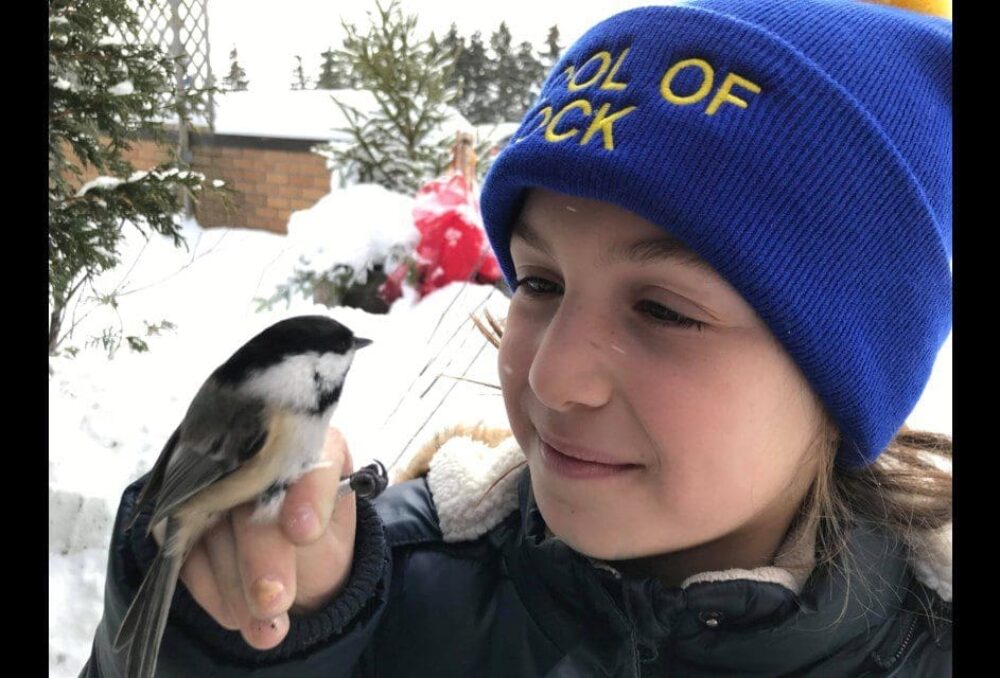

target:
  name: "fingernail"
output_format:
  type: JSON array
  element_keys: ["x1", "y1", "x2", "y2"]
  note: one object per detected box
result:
[
  {"x1": 287, "y1": 505, "x2": 319, "y2": 540},
  {"x1": 251, "y1": 577, "x2": 285, "y2": 611}
]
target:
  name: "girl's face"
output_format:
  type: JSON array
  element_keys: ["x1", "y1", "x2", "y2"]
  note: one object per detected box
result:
[{"x1": 498, "y1": 187, "x2": 825, "y2": 580}]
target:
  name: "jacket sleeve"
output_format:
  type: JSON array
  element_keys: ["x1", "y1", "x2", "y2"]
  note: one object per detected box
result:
[{"x1": 79, "y1": 473, "x2": 392, "y2": 678}]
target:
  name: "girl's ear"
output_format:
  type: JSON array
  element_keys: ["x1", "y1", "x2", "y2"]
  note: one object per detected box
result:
[{"x1": 392, "y1": 423, "x2": 515, "y2": 484}]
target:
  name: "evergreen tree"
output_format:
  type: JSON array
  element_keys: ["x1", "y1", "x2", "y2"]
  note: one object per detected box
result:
[
  {"x1": 488, "y1": 22, "x2": 522, "y2": 122},
  {"x1": 291, "y1": 55, "x2": 309, "y2": 90},
  {"x1": 48, "y1": 0, "x2": 222, "y2": 358},
  {"x1": 316, "y1": 48, "x2": 351, "y2": 89},
  {"x1": 459, "y1": 31, "x2": 492, "y2": 124},
  {"x1": 429, "y1": 23, "x2": 559, "y2": 125},
  {"x1": 542, "y1": 24, "x2": 562, "y2": 72},
  {"x1": 222, "y1": 45, "x2": 249, "y2": 91},
  {"x1": 484, "y1": 22, "x2": 541, "y2": 122},
  {"x1": 514, "y1": 40, "x2": 546, "y2": 116},
  {"x1": 440, "y1": 24, "x2": 464, "y2": 63},
  {"x1": 314, "y1": 0, "x2": 458, "y2": 194},
  {"x1": 440, "y1": 24, "x2": 466, "y2": 106},
  {"x1": 427, "y1": 30, "x2": 440, "y2": 59}
]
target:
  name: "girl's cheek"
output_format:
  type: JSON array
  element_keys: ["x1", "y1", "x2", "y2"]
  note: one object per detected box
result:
[
  {"x1": 499, "y1": 305, "x2": 535, "y2": 366},
  {"x1": 498, "y1": 313, "x2": 539, "y2": 427},
  {"x1": 499, "y1": 344, "x2": 532, "y2": 400},
  {"x1": 505, "y1": 295, "x2": 565, "y2": 350}
]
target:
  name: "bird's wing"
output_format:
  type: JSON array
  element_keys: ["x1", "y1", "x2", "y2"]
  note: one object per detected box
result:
[
  {"x1": 126, "y1": 426, "x2": 181, "y2": 533},
  {"x1": 144, "y1": 380, "x2": 269, "y2": 533}
]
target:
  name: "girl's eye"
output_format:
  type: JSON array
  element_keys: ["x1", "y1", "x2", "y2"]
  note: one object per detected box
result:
[{"x1": 514, "y1": 276, "x2": 706, "y2": 332}]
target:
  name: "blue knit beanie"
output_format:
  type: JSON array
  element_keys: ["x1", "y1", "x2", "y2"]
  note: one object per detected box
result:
[{"x1": 479, "y1": 0, "x2": 952, "y2": 470}]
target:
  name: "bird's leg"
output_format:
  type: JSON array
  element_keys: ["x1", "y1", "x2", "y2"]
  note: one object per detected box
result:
[
  {"x1": 249, "y1": 456, "x2": 337, "y2": 525},
  {"x1": 250, "y1": 480, "x2": 290, "y2": 524}
]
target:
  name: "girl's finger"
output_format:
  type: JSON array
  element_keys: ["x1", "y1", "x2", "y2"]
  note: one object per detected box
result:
[
  {"x1": 203, "y1": 512, "x2": 288, "y2": 650},
  {"x1": 281, "y1": 427, "x2": 353, "y2": 546},
  {"x1": 178, "y1": 539, "x2": 239, "y2": 631},
  {"x1": 290, "y1": 492, "x2": 356, "y2": 615},
  {"x1": 230, "y1": 502, "x2": 297, "y2": 621}
]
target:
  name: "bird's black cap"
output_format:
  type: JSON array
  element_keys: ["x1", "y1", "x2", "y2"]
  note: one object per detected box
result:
[{"x1": 212, "y1": 315, "x2": 372, "y2": 386}]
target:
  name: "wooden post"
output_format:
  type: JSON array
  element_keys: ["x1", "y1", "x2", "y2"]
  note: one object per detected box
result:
[{"x1": 449, "y1": 131, "x2": 477, "y2": 194}]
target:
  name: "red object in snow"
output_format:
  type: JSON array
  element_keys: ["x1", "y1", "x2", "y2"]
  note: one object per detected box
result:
[
  {"x1": 378, "y1": 170, "x2": 502, "y2": 305},
  {"x1": 378, "y1": 259, "x2": 411, "y2": 306}
]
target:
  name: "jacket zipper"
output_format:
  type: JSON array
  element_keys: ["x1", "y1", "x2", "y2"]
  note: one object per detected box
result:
[
  {"x1": 630, "y1": 629, "x2": 642, "y2": 678},
  {"x1": 588, "y1": 568, "x2": 644, "y2": 677},
  {"x1": 871, "y1": 613, "x2": 920, "y2": 670}
]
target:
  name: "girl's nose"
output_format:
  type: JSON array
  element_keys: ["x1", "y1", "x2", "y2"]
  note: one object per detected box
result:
[{"x1": 528, "y1": 300, "x2": 616, "y2": 412}]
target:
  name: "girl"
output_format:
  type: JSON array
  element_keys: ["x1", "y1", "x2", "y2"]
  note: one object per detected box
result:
[{"x1": 83, "y1": 0, "x2": 952, "y2": 675}]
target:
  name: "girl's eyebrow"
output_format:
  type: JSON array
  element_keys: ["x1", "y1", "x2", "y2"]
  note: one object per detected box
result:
[{"x1": 511, "y1": 217, "x2": 713, "y2": 272}]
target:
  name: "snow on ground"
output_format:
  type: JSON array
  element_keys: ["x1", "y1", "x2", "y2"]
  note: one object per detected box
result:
[
  {"x1": 48, "y1": 179, "x2": 952, "y2": 676},
  {"x1": 286, "y1": 183, "x2": 419, "y2": 277}
]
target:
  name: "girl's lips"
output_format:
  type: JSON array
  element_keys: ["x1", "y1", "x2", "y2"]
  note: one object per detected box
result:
[
  {"x1": 538, "y1": 433, "x2": 641, "y2": 466},
  {"x1": 538, "y1": 437, "x2": 642, "y2": 480}
]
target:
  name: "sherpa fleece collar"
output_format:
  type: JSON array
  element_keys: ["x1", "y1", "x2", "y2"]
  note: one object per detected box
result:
[{"x1": 424, "y1": 432, "x2": 952, "y2": 603}]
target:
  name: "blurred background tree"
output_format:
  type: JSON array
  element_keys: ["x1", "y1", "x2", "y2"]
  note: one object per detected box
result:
[
  {"x1": 541, "y1": 24, "x2": 562, "y2": 73},
  {"x1": 291, "y1": 54, "x2": 310, "y2": 90},
  {"x1": 314, "y1": 0, "x2": 458, "y2": 195},
  {"x1": 433, "y1": 21, "x2": 558, "y2": 126},
  {"x1": 222, "y1": 45, "x2": 249, "y2": 91},
  {"x1": 316, "y1": 46, "x2": 356, "y2": 89},
  {"x1": 48, "y1": 0, "x2": 228, "y2": 359}
]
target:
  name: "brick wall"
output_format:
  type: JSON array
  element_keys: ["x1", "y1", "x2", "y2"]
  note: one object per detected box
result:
[
  {"x1": 66, "y1": 130, "x2": 333, "y2": 235},
  {"x1": 64, "y1": 137, "x2": 173, "y2": 185},
  {"x1": 190, "y1": 135, "x2": 331, "y2": 234},
  {"x1": 123, "y1": 136, "x2": 173, "y2": 171}
]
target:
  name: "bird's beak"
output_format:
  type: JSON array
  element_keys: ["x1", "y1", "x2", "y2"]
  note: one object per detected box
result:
[{"x1": 353, "y1": 336, "x2": 373, "y2": 350}]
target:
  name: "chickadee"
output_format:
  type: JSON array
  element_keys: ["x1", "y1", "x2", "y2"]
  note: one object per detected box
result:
[{"x1": 113, "y1": 315, "x2": 386, "y2": 678}]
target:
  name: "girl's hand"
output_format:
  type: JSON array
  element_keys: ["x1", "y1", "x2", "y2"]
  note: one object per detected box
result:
[{"x1": 152, "y1": 427, "x2": 357, "y2": 649}]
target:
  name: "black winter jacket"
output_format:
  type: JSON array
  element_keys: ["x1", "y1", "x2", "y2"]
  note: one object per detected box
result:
[{"x1": 82, "y1": 433, "x2": 952, "y2": 677}]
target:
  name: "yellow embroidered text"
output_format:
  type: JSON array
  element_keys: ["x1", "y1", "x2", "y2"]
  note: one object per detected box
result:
[{"x1": 660, "y1": 58, "x2": 761, "y2": 115}]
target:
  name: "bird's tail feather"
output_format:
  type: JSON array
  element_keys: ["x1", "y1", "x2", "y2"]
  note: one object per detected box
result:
[{"x1": 114, "y1": 526, "x2": 183, "y2": 678}]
